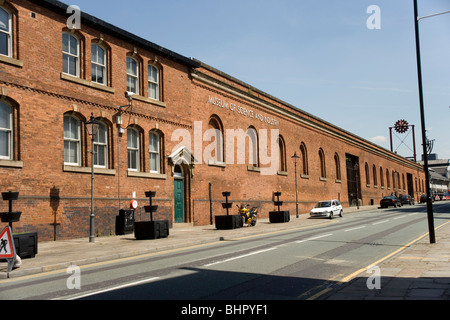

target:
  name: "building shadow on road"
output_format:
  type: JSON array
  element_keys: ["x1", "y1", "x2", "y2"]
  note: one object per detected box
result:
[{"x1": 66, "y1": 266, "x2": 450, "y2": 301}]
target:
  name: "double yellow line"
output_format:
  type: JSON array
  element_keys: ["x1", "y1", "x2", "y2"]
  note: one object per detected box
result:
[{"x1": 307, "y1": 220, "x2": 450, "y2": 300}]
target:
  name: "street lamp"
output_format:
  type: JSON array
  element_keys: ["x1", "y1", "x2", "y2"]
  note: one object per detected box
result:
[
  {"x1": 116, "y1": 92, "x2": 134, "y2": 210},
  {"x1": 412, "y1": 0, "x2": 450, "y2": 244},
  {"x1": 354, "y1": 163, "x2": 360, "y2": 210},
  {"x1": 292, "y1": 152, "x2": 300, "y2": 218},
  {"x1": 86, "y1": 113, "x2": 101, "y2": 243}
]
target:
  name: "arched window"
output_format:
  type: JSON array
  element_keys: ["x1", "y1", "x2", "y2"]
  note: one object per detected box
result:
[
  {"x1": 278, "y1": 135, "x2": 287, "y2": 172},
  {"x1": 0, "y1": 6, "x2": 12, "y2": 57},
  {"x1": 205, "y1": 115, "x2": 224, "y2": 164},
  {"x1": 91, "y1": 43, "x2": 107, "y2": 85},
  {"x1": 93, "y1": 121, "x2": 108, "y2": 168},
  {"x1": 300, "y1": 142, "x2": 308, "y2": 176},
  {"x1": 126, "y1": 56, "x2": 140, "y2": 94},
  {"x1": 365, "y1": 163, "x2": 370, "y2": 186},
  {"x1": 127, "y1": 127, "x2": 140, "y2": 171},
  {"x1": 62, "y1": 32, "x2": 80, "y2": 77},
  {"x1": 0, "y1": 100, "x2": 13, "y2": 159},
  {"x1": 373, "y1": 165, "x2": 378, "y2": 187},
  {"x1": 392, "y1": 171, "x2": 397, "y2": 190},
  {"x1": 64, "y1": 114, "x2": 81, "y2": 165},
  {"x1": 380, "y1": 167, "x2": 384, "y2": 188},
  {"x1": 334, "y1": 153, "x2": 341, "y2": 181},
  {"x1": 386, "y1": 169, "x2": 391, "y2": 188},
  {"x1": 319, "y1": 148, "x2": 326, "y2": 179},
  {"x1": 148, "y1": 64, "x2": 160, "y2": 100},
  {"x1": 246, "y1": 126, "x2": 259, "y2": 167},
  {"x1": 149, "y1": 130, "x2": 162, "y2": 173}
]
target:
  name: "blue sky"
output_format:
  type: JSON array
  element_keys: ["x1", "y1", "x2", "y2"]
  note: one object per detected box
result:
[{"x1": 65, "y1": 0, "x2": 450, "y2": 160}]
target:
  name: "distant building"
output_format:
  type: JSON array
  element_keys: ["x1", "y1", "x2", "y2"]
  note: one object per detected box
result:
[{"x1": 419, "y1": 155, "x2": 450, "y2": 194}]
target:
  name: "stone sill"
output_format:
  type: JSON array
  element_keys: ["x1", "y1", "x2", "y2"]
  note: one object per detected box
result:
[
  {"x1": 0, "y1": 55, "x2": 23, "y2": 68},
  {"x1": 63, "y1": 165, "x2": 116, "y2": 176},
  {"x1": 0, "y1": 159, "x2": 24, "y2": 168},
  {"x1": 127, "y1": 170, "x2": 167, "y2": 180},
  {"x1": 61, "y1": 73, "x2": 115, "y2": 94}
]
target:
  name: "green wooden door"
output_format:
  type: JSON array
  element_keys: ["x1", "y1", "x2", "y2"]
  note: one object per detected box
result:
[{"x1": 174, "y1": 179, "x2": 184, "y2": 223}]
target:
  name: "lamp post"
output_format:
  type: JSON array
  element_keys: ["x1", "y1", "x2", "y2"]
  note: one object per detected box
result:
[
  {"x1": 116, "y1": 92, "x2": 134, "y2": 211},
  {"x1": 412, "y1": 0, "x2": 450, "y2": 244},
  {"x1": 86, "y1": 113, "x2": 101, "y2": 243},
  {"x1": 292, "y1": 152, "x2": 300, "y2": 218},
  {"x1": 354, "y1": 163, "x2": 360, "y2": 210}
]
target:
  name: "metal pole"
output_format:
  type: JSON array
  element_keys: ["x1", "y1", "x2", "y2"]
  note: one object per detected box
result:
[
  {"x1": 90, "y1": 135, "x2": 95, "y2": 243},
  {"x1": 295, "y1": 161, "x2": 299, "y2": 218},
  {"x1": 414, "y1": 0, "x2": 435, "y2": 244},
  {"x1": 356, "y1": 168, "x2": 360, "y2": 210},
  {"x1": 389, "y1": 127, "x2": 393, "y2": 152},
  {"x1": 209, "y1": 182, "x2": 213, "y2": 225},
  {"x1": 412, "y1": 125, "x2": 417, "y2": 162}
]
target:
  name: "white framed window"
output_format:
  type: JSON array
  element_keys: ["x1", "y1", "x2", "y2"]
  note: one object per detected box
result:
[
  {"x1": 91, "y1": 44, "x2": 106, "y2": 85},
  {"x1": 0, "y1": 101, "x2": 12, "y2": 160},
  {"x1": 64, "y1": 115, "x2": 81, "y2": 166},
  {"x1": 126, "y1": 57, "x2": 139, "y2": 94},
  {"x1": 246, "y1": 127, "x2": 259, "y2": 167},
  {"x1": 148, "y1": 64, "x2": 160, "y2": 100},
  {"x1": 63, "y1": 32, "x2": 80, "y2": 77},
  {"x1": 127, "y1": 128, "x2": 140, "y2": 171},
  {"x1": 149, "y1": 131, "x2": 160, "y2": 173},
  {"x1": 94, "y1": 122, "x2": 108, "y2": 168},
  {"x1": 0, "y1": 7, "x2": 12, "y2": 57}
]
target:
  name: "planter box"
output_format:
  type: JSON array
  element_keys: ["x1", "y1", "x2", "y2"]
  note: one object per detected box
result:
[
  {"x1": 2, "y1": 192, "x2": 19, "y2": 201},
  {"x1": 0, "y1": 211, "x2": 21, "y2": 223},
  {"x1": 134, "y1": 221, "x2": 169, "y2": 240},
  {"x1": 215, "y1": 215, "x2": 242, "y2": 230},
  {"x1": 13, "y1": 232, "x2": 38, "y2": 259},
  {"x1": 115, "y1": 209, "x2": 135, "y2": 235},
  {"x1": 269, "y1": 211, "x2": 290, "y2": 223}
]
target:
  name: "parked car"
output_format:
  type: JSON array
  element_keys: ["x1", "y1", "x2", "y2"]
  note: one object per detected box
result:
[
  {"x1": 399, "y1": 195, "x2": 414, "y2": 205},
  {"x1": 420, "y1": 194, "x2": 434, "y2": 203},
  {"x1": 420, "y1": 194, "x2": 427, "y2": 203},
  {"x1": 380, "y1": 196, "x2": 401, "y2": 208},
  {"x1": 310, "y1": 200, "x2": 343, "y2": 219}
]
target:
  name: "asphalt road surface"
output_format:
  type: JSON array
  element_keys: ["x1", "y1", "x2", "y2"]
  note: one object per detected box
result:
[{"x1": 1, "y1": 202, "x2": 449, "y2": 302}]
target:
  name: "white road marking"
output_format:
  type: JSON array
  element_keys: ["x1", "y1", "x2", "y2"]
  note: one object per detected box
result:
[
  {"x1": 372, "y1": 220, "x2": 389, "y2": 225},
  {"x1": 345, "y1": 226, "x2": 366, "y2": 232},
  {"x1": 203, "y1": 247, "x2": 277, "y2": 267},
  {"x1": 67, "y1": 277, "x2": 160, "y2": 300},
  {"x1": 295, "y1": 233, "x2": 333, "y2": 244}
]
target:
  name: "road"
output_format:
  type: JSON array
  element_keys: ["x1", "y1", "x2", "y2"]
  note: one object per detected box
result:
[{"x1": 1, "y1": 202, "x2": 449, "y2": 302}]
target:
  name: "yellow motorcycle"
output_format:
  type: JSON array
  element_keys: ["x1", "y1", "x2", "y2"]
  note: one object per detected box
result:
[{"x1": 237, "y1": 204, "x2": 258, "y2": 227}]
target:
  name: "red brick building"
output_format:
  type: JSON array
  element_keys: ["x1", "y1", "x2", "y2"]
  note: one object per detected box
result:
[{"x1": 0, "y1": 0, "x2": 426, "y2": 241}]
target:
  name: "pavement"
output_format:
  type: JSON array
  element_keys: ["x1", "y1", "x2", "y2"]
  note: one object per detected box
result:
[{"x1": 1, "y1": 204, "x2": 450, "y2": 300}]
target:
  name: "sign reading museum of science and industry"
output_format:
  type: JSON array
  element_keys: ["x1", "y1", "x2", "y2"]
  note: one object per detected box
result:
[{"x1": 208, "y1": 96, "x2": 279, "y2": 127}]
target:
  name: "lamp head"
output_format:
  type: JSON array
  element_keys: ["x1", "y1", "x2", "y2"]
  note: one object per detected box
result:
[
  {"x1": 125, "y1": 91, "x2": 135, "y2": 102},
  {"x1": 86, "y1": 113, "x2": 101, "y2": 136}
]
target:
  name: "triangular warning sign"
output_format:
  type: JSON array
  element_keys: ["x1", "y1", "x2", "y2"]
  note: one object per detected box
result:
[{"x1": 0, "y1": 227, "x2": 15, "y2": 259}]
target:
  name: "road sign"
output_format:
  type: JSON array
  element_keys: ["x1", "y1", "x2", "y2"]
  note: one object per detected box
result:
[
  {"x1": 0, "y1": 227, "x2": 15, "y2": 259},
  {"x1": 130, "y1": 199, "x2": 138, "y2": 209}
]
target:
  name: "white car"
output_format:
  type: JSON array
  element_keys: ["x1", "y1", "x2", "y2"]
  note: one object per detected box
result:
[{"x1": 310, "y1": 200, "x2": 343, "y2": 219}]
